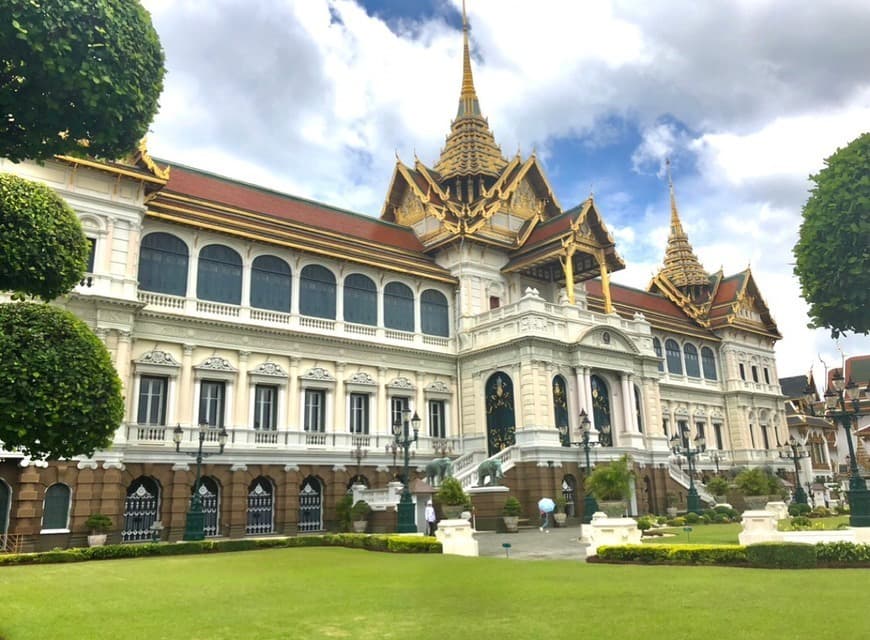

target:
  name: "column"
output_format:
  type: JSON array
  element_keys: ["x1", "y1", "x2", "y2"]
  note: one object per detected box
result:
[
  {"x1": 116, "y1": 330, "x2": 133, "y2": 443},
  {"x1": 627, "y1": 374, "x2": 640, "y2": 433},
  {"x1": 584, "y1": 368, "x2": 596, "y2": 431},
  {"x1": 378, "y1": 367, "x2": 388, "y2": 434},
  {"x1": 288, "y1": 356, "x2": 300, "y2": 430},
  {"x1": 235, "y1": 351, "x2": 250, "y2": 428},
  {"x1": 334, "y1": 362, "x2": 346, "y2": 433},
  {"x1": 414, "y1": 371, "x2": 425, "y2": 423},
  {"x1": 178, "y1": 344, "x2": 195, "y2": 425}
]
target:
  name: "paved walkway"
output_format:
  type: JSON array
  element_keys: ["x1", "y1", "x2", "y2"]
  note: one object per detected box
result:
[{"x1": 473, "y1": 524, "x2": 589, "y2": 561}]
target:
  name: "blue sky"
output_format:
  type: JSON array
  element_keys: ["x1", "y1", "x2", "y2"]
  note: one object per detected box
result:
[{"x1": 141, "y1": 0, "x2": 870, "y2": 381}]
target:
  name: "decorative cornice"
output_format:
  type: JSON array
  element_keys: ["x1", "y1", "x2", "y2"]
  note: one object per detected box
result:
[
  {"x1": 196, "y1": 356, "x2": 236, "y2": 372},
  {"x1": 136, "y1": 350, "x2": 181, "y2": 367},
  {"x1": 301, "y1": 367, "x2": 336, "y2": 382},
  {"x1": 387, "y1": 376, "x2": 415, "y2": 390},
  {"x1": 250, "y1": 362, "x2": 287, "y2": 377},
  {"x1": 347, "y1": 371, "x2": 377, "y2": 386}
]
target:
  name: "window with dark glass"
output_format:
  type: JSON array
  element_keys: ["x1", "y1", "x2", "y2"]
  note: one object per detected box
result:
[
  {"x1": 384, "y1": 282, "x2": 414, "y2": 332},
  {"x1": 763, "y1": 367, "x2": 770, "y2": 384},
  {"x1": 662, "y1": 418, "x2": 669, "y2": 437},
  {"x1": 421, "y1": 289, "x2": 449, "y2": 337},
  {"x1": 300, "y1": 265, "x2": 336, "y2": 319},
  {"x1": 391, "y1": 396, "x2": 409, "y2": 429},
  {"x1": 42, "y1": 484, "x2": 71, "y2": 530},
  {"x1": 85, "y1": 238, "x2": 96, "y2": 273},
  {"x1": 199, "y1": 380, "x2": 225, "y2": 427},
  {"x1": 254, "y1": 384, "x2": 277, "y2": 430},
  {"x1": 653, "y1": 337, "x2": 664, "y2": 371},
  {"x1": 634, "y1": 384, "x2": 643, "y2": 433},
  {"x1": 429, "y1": 400, "x2": 446, "y2": 438},
  {"x1": 751, "y1": 366, "x2": 759, "y2": 383},
  {"x1": 251, "y1": 255, "x2": 291, "y2": 312},
  {"x1": 701, "y1": 347, "x2": 717, "y2": 380},
  {"x1": 349, "y1": 393, "x2": 369, "y2": 434},
  {"x1": 695, "y1": 422, "x2": 706, "y2": 441},
  {"x1": 760, "y1": 424, "x2": 769, "y2": 449},
  {"x1": 137, "y1": 376, "x2": 167, "y2": 425},
  {"x1": 713, "y1": 423, "x2": 724, "y2": 450},
  {"x1": 197, "y1": 244, "x2": 242, "y2": 304},
  {"x1": 739, "y1": 363, "x2": 746, "y2": 380},
  {"x1": 344, "y1": 274, "x2": 377, "y2": 325},
  {"x1": 665, "y1": 339, "x2": 683, "y2": 375},
  {"x1": 489, "y1": 296, "x2": 500, "y2": 310},
  {"x1": 304, "y1": 389, "x2": 326, "y2": 432},
  {"x1": 677, "y1": 420, "x2": 689, "y2": 449},
  {"x1": 139, "y1": 232, "x2": 188, "y2": 296},
  {"x1": 684, "y1": 343, "x2": 700, "y2": 377}
]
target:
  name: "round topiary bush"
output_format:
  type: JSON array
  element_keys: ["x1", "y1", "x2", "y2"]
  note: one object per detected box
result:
[
  {"x1": 0, "y1": 303, "x2": 123, "y2": 458},
  {"x1": 0, "y1": 173, "x2": 89, "y2": 300}
]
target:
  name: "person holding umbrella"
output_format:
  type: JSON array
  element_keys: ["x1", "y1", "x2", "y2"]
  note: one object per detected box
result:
[{"x1": 538, "y1": 497, "x2": 555, "y2": 533}]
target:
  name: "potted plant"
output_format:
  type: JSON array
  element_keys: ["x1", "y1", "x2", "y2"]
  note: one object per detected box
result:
[
  {"x1": 733, "y1": 466, "x2": 785, "y2": 510},
  {"x1": 502, "y1": 496, "x2": 521, "y2": 533},
  {"x1": 585, "y1": 454, "x2": 634, "y2": 517},
  {"x1": 350, "y1": 499, "x2": 372, "y2": 533},
  {"x1": 553, "y1": 496, "x2": 568, "y2": 526},
  {"x1": 435, "y1": 476, "x2": 470, "y2": 519},
  {"x1": 85, "y1": 513, "x2": 112, "y2": 547},
  {"x1": 336, "y1": 494, "x2": 353, "y2": 532},
  {"x1": 705, "y1": 476, "x2": 730, "y2": 504}
]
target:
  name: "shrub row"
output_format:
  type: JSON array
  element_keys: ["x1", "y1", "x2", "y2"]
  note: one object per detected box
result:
[
  {"x1": 596, "y1": 541, "x2": 870, "y2": 569},
  {"x1": 0, "y1": 534, "x2": 442, "y2": 567}
]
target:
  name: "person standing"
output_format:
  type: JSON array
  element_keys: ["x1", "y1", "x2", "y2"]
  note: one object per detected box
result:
[{"x1": 425, "y1": 499, "x2": 437, "y2": 536}]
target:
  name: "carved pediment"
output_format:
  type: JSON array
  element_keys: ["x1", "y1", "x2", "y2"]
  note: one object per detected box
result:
[
  {"x1": 301, "y1": 367, "x2": 335, "y2": 382},
  {"x1": 387, "y1": 376, "x2": 415, "y2": 390},
  {"x1": 251, "y1": 362, "x2": 287, "y2": 377},
  {"x1": 196, "y1": 356, "x2": 236, "y2": 372},
  {"x1": 347, "y1": 371, "x2": 377, "y2": 386},
  {"x1": 135, "y1": 350, "x2": 180, "y2": 367}
]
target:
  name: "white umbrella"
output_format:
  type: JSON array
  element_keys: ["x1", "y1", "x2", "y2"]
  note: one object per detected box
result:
[{"x1": 538, "y1": 497, "x2": 556, "y2": 513}]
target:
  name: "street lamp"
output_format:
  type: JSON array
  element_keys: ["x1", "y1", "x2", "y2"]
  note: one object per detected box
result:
[
  {"x1": 557, "y1": 410, "x2": 600, "y2": 523},
  {"x1": 670, "y1": 429, "x2": 705, "y2": 514},
  {"x1": 708, "y1": 449, "x2": 722, "y2": 475},
  {"x1": 350, "y1": 438, "x2": 368, "y2": 482},
  {"x1": 822, "y1": 373, "x2": 869, "y2": 527},
  {"x1": 173, "y1": 423, "x2": 228, "y2": 541},
  {"x1": 392, "y1": 408, "x2": 420, "y2": 533},
  {"x1": 779, "y1": 437, "x2": 809, "y2": 505}
]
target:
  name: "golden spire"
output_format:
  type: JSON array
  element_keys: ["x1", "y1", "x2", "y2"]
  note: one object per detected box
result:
[
  {"x1": 659, "y1": 159, "x2": 710, "y2": 289},
  {"x1": 434, "y1": 1, "x2": 507, "y2": 181}
]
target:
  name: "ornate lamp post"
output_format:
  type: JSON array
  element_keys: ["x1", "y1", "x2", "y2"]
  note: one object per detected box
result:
[
  {"x1": 392, "y1": 408, "x2": 420, "y2": 533},
  {"x1": 708, "y1": 449, "x2": 722, "y2": 475},
  {"x1": 823, "y1": 374, "x2": 870, "y2": 527},
  {"x1": 173, "y1": 423, "x2": 228, "y2": 541},
  {"x1": 350, "y1": 439, "x2": 368, "y2": 481},
  {"x1": 558, "y1": 410, "x2": 600, "y2": 523},
  {"x1": 670, "y1": 430, "x2": 705, "y2": 514},
  {"x1": 779, "y1": 437, "x2": 809, "y2": 505}
]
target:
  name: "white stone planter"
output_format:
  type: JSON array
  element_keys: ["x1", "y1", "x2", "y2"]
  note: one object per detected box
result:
[
  {"x1": 352, "y1": 520, "x2": 368, "y2": 533},
  {"x1": 87, "y1": 534, "x2": 107, "y2": 547}
]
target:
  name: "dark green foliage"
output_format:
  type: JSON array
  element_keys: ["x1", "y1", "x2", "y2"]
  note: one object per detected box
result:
[
  {"x1": 586, "y1": 454, "x2": 633, "y2": 501},
  {"x1": 350, "y1": 499, "x2": 372, "y2": 520},
  {"x1": 793, "y1": 132, "x2": 870, "y2": 337},
  {"x1": 0, "y1": 303, "x2": 124, "y2": 458},
  {"x1": 705, "y1": 475, "x2": 730, "y2": 496},
  {"x1": 335, "y1": 494, "x2": 353, "y2": 532},
  {"x1": 502, "y1": 496, "x2": 521, "y2": 516},
  {"x1": 788, "y1": 503, "x2": 812, "y2": 517},
  {"x1": 0, "y1": 0, "x2": 165, "y2": 162},
  {"x1": 745, "y1": 542, "x2": 817, "y2": 569},
  {"x1": 816, "y1": 541, "x2": 870, "y2": 566},
  {"x1": 435, "y1": 476, "x2": 470, "y2": 507},
  {"x1": 790, "y1": 516, "x2": 812, "y2": 529},
  {"x1": 635, "y1": 516, "x2": 655, "y2": 531},
  {"x1": 0, "y1": 534, "x2": 443, "y2": 566},
  {"x1": 809, "y1": 506, "x2": 832, "y2": 518},
  {"x1": 84, "y1": 514, "x2": 112, "y2": 533},
  {"x1": 734, "y1": 466, "x2": 784, "y2": 497},
  {"x1": 596, "y1": 544, "x2": 748, "y2": 566},
  {"x1": 684, "y1": 512, "x2": 701, "y2": 524},
  {"x1": 0, "y1": 173, "x2": 88, "y2": 300}
]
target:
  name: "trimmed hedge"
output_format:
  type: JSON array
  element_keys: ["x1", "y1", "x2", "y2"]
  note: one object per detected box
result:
[
  {"x1": 0, "y1": 534, "x2": 442, "y2": 567},
  {"x1": 745, "y1": 542, "x2": 816, "y2": 569},
  {"x1": 596, "y1": 544, "x2": 748, "y2": 566},
  {"x1": 596, "y1": 541, "x2": 870, "y2": 568}
]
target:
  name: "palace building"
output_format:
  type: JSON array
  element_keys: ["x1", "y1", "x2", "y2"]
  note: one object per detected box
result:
[{"x1": 0, "y1": 13, "x2": 789, "y2": 551}]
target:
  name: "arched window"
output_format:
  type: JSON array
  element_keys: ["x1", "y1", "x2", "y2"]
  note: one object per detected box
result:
[
  {"x1": 684, "y1": 343, "x2": 701, "y2": 378},
  {"x1": 344, "y1": 274, "x2": 377, "y2": 325},
  {"x1": 552, "y1": 375, "x2": 569, "y2": 446},
  {"x1": 665, "y1": 339, "x2": 683, "y2": 375},
  {"x1": 590, "y1": 375, "x2": 612, "y2": 446},
  {"x1": 384, "y1": 282, "x2": 414, "y2": 332},
  {"x1": 421, "y1": 289, "x2": 449, "y2": 337},
  {"x1": 123, "y1": 477, "x2": 161, "y2": 542},
  {"x1": 701, "y1": 347, "x2": 718, "y2": 380},
  {"x1": 139, "y1": 232, "x2": 188, "y2": 296},
  {"x1": 634, "y1": 384, "x2": 644, "y2": 433},
  {"x1": 42, "y1": 483, "x2": 71, "y2": 530},
  {"x1": 653, "y1": 337, "x2": 664, "y2": 372},
  {"x1": 300, "y1": 265, "x2": 336, "y2": 319},
  {"x1": 247, "y1": 477, "x2": 274, "y2": 535},
  {"x1": 197, "y1": 244, "x2": 242, "y2": 304},
  {"x1": 250, "y1": 255, "x2": 291, "y2": 312},
  {"x1": 195, "y1": 477, "x2": 221, "y2": 537}
]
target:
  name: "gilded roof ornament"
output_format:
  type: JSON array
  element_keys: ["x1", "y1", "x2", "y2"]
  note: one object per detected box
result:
[
  {"x1": 433, "y1": 3, "x2": 507, "y2": 180},
  {"x1": 658, "y1": 159, "x2": 709, "y2": 288}
]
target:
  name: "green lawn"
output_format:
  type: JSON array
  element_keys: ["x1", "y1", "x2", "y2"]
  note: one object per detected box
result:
[
  {"x1": 3, "y1": 548, "x2": 870, "y2": 639},
  {"x1": 643, "y1": 523, "x2": 741, "y2": 545}
]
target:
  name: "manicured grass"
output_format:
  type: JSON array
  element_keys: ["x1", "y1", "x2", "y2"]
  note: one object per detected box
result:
[
  {"x1": 3, "y1": 547, "x2": 870, "y2": 639},
  {"x1": 643, "y1": 522, "x2": 742, "y2": 545}
]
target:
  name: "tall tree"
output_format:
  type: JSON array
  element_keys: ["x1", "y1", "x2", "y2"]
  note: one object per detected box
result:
[
  {"x1": 0, "y1": 0, "x2": 165, "y2": 162},
  {"x1": 793, "y1": 132, "x2": 870, "y2": 337}
]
